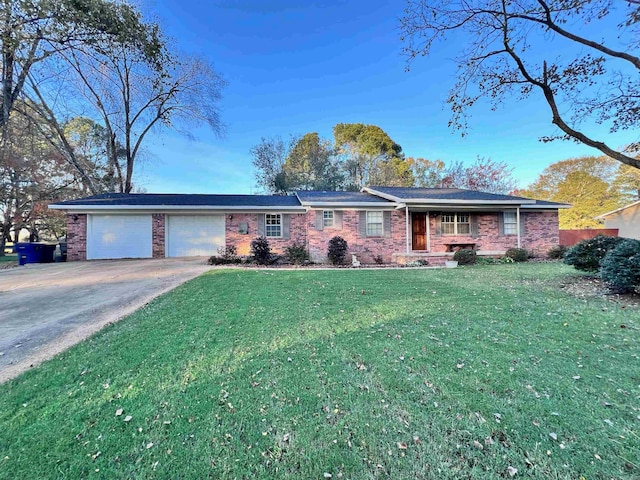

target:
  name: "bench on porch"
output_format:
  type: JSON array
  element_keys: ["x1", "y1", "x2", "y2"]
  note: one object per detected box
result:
[{"x1": 444, "y1": 242, "x2": 476, "y2": 252}]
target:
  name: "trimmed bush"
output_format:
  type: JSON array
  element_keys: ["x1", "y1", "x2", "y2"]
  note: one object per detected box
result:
[
  {"x1": 505, "y1": 247, "x2": 528, "y2": 262},
  {"x1": 327, "y1": 236, "x2": 348, "y2": 265},
  {"x1": 563, "y1": 235, "x2": 624, "y2": 272},
  {"x1": 547, "y1": 245, "x2": 568, "y2": 260},
  {"x1": 285, "y1": 243, "x2": 310, "y2": 265},
  {"x1": 453, "y1": 249, "x2": 477, "y2": 265},
  {"x1": 600, "y1": 238, "x2": 640, "y2": 293},
  {"x1": 208, "y1": 245, "x2": 241, "y2": 265},
  {"x1": 373, "y1": 255, "x2": 384, "y2": 265},
  {"x1": 250, "y1": 236, "x2": 272, "y2": 265}
]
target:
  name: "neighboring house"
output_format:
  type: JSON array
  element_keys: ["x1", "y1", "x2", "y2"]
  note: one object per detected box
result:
[
  {"x1": 595, "y1": 200, "x2": 640, "y2": 240},
  {"x1": 49, "y1": 186, "x2": 569, "y2": 265}
]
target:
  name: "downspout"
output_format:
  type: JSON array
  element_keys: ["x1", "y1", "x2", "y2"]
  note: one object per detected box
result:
[
  {"x1": 405, "y1": 205, "x2": 410, "y2": 254},
  {"x1": 426, "y1": 211, "x2": 431, "y2": 252},
  {"x1": 516, "y1": 207, "x2": 521, "y2": 248}
]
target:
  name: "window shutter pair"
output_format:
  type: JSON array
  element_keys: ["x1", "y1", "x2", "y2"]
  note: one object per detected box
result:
[
  {"x1": 497, "y1": 212, "x2": 526, "y2": 236},
  {"x1": 357, "y1": 211, "x2": 391, "y2": 237},
  {"x1": 257, "y1": 214, "x2": 290, "y2": 239},
  {"x1": 315, "y1": 211, "x2": 344, "y2": 231}
]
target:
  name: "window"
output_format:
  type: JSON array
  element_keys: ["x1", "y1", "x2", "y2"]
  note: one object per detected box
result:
[
  {"x1": 323, "y1": 210, "x2": 334, "y2": 228},
  {"x1": 265, "y1": 214, "x2": 282, "y2": 237},
  {"x1": 366, "y1": 211, "x2": 383, "y2": 236},
  {"x1": 503, "y1": 211, "x2": 517, "y2": 235},
  {"x1": 441, "y1": 213, "x2": 470, "y2": 235}
]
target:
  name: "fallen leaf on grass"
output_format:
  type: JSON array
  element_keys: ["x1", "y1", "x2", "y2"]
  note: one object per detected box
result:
[
  {"x1": 412, "y1": 435, "x2": 421, "y2": 444},
  {"x1": 473, "y1": 440, "x2": 483, "y2": 450},
  {"x1": 594, "y1": 454, "x2": 601, "y2": 460},
  {"x1": 115, "y1": 409, "x2": 123, "y2": 416},
  {"x1": 92, "y1": 451, "x2": 101, "y2": 460},
  {"x1": 549, "y1": 432, "x2": 558, "y2": 441},
  {"x1": 493, "y1": 413, "x2": 502, "y2": 423},
  {"x1": 124, "y1": 415, "x2": 132, "y2": 422},
  {"x1": 397, "y1": 442, "x2": 407, "y2": 450},
  {"x1": 146, "y1": 442, "x2": 154, "y2": 449},
  {"x1": 323, "y1": 473, "x2": 332, "y2": 478},
  {"x1": 507, "y1": 466, "x2": 517, "y2": 477},
  {"x1": 484, "y1": 436, "x2": 494, "y2": 446}
]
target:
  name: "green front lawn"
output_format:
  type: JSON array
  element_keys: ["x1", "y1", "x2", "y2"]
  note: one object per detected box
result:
[{"x1": 0, "y1": 264, "x2": 637, "y2": 479}]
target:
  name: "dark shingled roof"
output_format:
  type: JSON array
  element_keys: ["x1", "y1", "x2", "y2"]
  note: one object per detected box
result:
[
  {"x1": 366, "y1": 186, "x2": 533, "y2": 202},
  {"x1": 51, "y1": 193, "x2": 302, "y2": 207},
  {"x1": 295, "y1": 191, "x2": 392, "y2": 203}
]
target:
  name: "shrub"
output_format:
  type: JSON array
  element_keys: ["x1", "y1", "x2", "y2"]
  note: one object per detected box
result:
[
  {"x1": 250, "y1": 236, "x2": 272, "y2": 265},
  {"x1": 600, "y1": 239, "x2": 640, "y2": 293},
  {"x1": 505, "y1": 247, "x2": 528, "y2": 262},
  {"x1": 547, "y1": 245, "x2": 568, "y2": 260},
  {"x1": 563, "y1": 235, "x2": 624, "y2": 272},
  {"x1": 373, "y1": 255, "x2": 384, "y2": 265},
  {"x1": 453, "y1": 249, "x2": 477, "y2": 265},
  {"x1": 208, "y1": 245, "x2": 241, "y2": 265},
  {"x1": 327, "y1": 236, "x2": 348, "y2": 265},
  {"x1": 285, "y1": 243, "x2": 310, "y2": 265},
  {"x1": 476, "y1": 256, "x2": 496, "y2": 265}
]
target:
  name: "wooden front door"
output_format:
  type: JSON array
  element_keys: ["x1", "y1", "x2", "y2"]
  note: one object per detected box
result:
[{"x1": 412, "y1": 213, "x2": 427, "y2": 250}]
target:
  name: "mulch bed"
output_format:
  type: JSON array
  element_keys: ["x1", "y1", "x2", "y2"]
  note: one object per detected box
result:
[{"x1": 559, "y1": 274, "x2": 640, "y2": 307}]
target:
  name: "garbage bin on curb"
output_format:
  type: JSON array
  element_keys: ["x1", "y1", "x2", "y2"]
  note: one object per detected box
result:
[{"x1": 16, "y1": 243, "x2": 57, "y2": 265}]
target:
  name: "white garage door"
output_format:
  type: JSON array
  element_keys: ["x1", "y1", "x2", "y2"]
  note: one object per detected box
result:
[
  {"x1": 166, "y1": 215, "x2": 225, "y2": 257},
  {"x1": 87, "y1": 215, "x2": 152, "y2": 260}
]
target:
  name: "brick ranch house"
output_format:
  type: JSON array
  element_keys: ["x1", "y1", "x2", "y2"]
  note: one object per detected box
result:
[{"x1": 49, "y1": 186, "x2": 569, "y2": 265}]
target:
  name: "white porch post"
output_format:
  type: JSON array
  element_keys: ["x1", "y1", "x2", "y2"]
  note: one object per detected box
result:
[
  {"x1": 426, "y1": 211, "x2": 431, "y2": 252},
  {"x1": 405, "y1": 205, "x2": 410, "y2": 254},
  {"x1": 516, "y1": 207, "x2": 521, "y2": 248}
]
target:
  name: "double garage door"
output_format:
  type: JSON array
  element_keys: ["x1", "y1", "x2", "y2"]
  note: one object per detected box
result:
[{"x1": 87, "y1": 214, "x2": 225, "y2": 260}]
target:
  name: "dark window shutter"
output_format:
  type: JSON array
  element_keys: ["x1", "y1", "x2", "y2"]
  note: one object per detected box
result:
[
  {"x1": 334, "y1": 210, "x2": 343, "y2": 230},
  {"x1": 435, "y1": 214, "x2": 442, "y2": 237},
  {"x1": 315, "y1": 211, "x2": 323, "y2": 231},
  {"x1": 470, "y1": 214, "x2": 479, "y2": 238},
  {"x1": 282, "y1": 214, "x2": 290, "y2": 239},
  {"x1": 257, "y1": 214, "x2": 265, "y2": 237},
  {"x1": 358, "y1": 211, "x2": 367, "y2": 237},
  {"x1": 497, "y1": 213, "x2": 505, "y2": 236},
  {"x1": 383, "y1": 211, "x2": 391, "y2": 238},
  {"x1": 519, "y1": 212, "x2": 526, "y2": 236}
]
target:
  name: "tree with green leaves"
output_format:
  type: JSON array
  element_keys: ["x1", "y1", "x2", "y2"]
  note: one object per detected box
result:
[
  {"x1": 282, "y1": 133, "x2": 343, "y2": 191},
  {"x1": 333, "y1": 123, "x2": 412, "y2": 189},
  {"x1": 400, "y1": 0, "x2": 640, "y2": 170},
  {"x1": 520, "y1": 156, "x2": 627, "y2": 228}
]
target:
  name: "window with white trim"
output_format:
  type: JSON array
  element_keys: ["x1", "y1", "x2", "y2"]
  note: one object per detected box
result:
[
  {"x1": 366, "y1": 211, "x2": 383, "y2": 236},
  {"x1": 441, "y1": 213, "x2": 470, "y2": 235},
  {"x1": 323, "y1": 210, "x2": 334, "y2": 228},
  {"x1": 265, "y1": 213, "x2": 282, "y2": 237},
  {"x1": 503, "y1": 211, "x2": 517, "y2": 235}
]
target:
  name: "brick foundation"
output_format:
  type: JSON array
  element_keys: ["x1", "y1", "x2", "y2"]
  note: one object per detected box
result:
[{"x1": 66, "y1": 214, "x2": 87, "y2": 261}]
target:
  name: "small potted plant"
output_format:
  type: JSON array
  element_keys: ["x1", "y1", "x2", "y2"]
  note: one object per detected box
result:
[{"x1": 444, "y1": 259, "x2": 458, "y2": 268}]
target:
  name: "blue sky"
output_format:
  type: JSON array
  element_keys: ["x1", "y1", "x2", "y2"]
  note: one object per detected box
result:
[{"x1": 138, "y1": 0, "x2": 636, "y2": 194}]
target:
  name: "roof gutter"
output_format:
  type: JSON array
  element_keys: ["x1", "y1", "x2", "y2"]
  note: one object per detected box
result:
[{"x1": 48, "y1": 204, "x2": 306, "y2": 212}]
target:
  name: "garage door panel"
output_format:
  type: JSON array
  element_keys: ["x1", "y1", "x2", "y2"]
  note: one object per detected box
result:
[
  {"x1": 167, "y1": 215, "x2": 225, "y2": 257},
  {"x1": 88, "y1": 215, "x2": 152, "y2": 260}
]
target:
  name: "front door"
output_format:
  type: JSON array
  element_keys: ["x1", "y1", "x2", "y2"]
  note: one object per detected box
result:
[{"x1": 412, "y1": 213, "x2": 427, "y2": 250}]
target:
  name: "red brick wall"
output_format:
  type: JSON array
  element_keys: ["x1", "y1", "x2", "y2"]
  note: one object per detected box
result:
[
  {"x1": 523, "y1": 211, "x2": 560, "y2": 255},
  {"x1": 225, "y1": 213, "x2": 307, "y2": 256},
  {"x1": 307, "y1": 210, "x2": 407, "y2": 264},
  {"x1": 66, "y1": 214, "x2": 87, "y2": 261},
  {"x1": 152, "y1": 214, "x2": 165, "y2": 258}
]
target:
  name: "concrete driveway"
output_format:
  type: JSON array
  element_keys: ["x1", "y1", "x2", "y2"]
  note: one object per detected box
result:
[{"x1": 0, "y1": 258, "x2": 210, "y2": 383}]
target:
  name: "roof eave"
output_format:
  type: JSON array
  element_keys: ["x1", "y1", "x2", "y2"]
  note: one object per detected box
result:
[
  {"x1": 595, "y1": 199, "x2": 640, "y2": 219},
  {"x1": 49, "y1": 204, "x2": 306, "y2": 212}
]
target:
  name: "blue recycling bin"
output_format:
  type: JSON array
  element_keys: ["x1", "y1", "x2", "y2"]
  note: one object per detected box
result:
[{"x1": 16, "y1": 243, "x2": 56, "y2": 265}]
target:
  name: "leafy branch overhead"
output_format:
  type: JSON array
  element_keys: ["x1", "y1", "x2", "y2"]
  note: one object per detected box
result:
[{"x1": 400, "y1": 0, "x2": 640, "y2": 169}]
